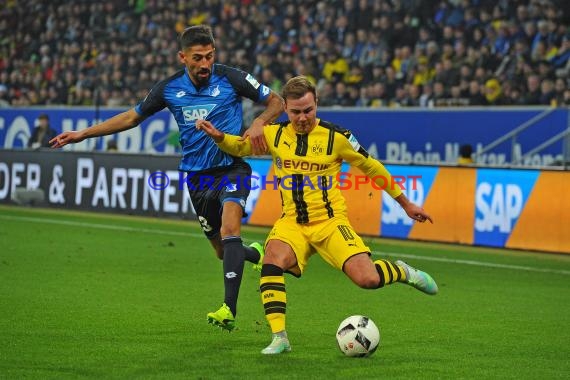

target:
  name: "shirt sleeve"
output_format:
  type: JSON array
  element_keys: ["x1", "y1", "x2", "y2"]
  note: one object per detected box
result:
[
  {"x1": 134, "y1": 79, "x2": 168, "y2": 117},
  {"x1": 222, "y1": 65, "x2": 271, "y2": 104},
  {"x1": 216, "y1": 134, "x2": 253, "y2": 157},
  {"x1": 336, "y1": 131, "x2": 402, "y2": 198},
  {"x1": 216, "y1": 125, "x2": 275, "y2": 157}
]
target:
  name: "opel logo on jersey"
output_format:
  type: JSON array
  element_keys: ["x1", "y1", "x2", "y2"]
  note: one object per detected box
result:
[{"x1": 182, "y1": 104, "x2": 217, "y2": 124}]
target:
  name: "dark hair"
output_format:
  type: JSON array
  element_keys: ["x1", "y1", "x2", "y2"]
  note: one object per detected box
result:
[
  {"x1": 179, "y1": 25, "x2": 215, "y2": 50},
  {"x1": 282, "y1": 76, "x2": 317, "y2": 101}
]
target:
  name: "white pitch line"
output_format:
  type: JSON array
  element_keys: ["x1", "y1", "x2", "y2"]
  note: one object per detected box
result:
[
  {"x1": 373, "y1": 251, "x2": 570, "y2": 276},
  {"x1": 0, "y1": 214, "x2": 205, "y2": 238},
  {"x1": 2, "y1": 214, "x2": 570, "y2": 276}
]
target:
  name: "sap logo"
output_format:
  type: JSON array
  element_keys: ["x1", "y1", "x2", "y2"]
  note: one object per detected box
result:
[
  {"x1": 382, "y1": 180, "x2": 425, "y2": 225},
  {"x1": 475, "y1": 183, "x2": 523, "y2": 233},
  {"x1": 182, "y1": 104, "x2": 216, "y2": 123}
]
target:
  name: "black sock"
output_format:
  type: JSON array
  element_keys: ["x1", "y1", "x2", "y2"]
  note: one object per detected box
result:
[
  {"x1": 243, "y1": 244, "x2": 261, "y2": 264},
  {"x1": 222, "y1": 236, "x2": 245, "y2": 316}
]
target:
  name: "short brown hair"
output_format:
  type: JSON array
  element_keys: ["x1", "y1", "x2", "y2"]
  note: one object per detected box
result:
[
  {"x1": 179, "y1": 25, "x2": 215, "y2": 50},
  {"x1": 281, "y1": 76, "x2": 317, "y2": 102}
]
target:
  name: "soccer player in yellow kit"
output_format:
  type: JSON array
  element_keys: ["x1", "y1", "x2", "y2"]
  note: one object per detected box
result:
[{"x1": 196, "y1": 76, "x2": 438, "y2": 355}]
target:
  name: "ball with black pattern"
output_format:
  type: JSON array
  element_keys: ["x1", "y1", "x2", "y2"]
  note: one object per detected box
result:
[{"x1": 336, "y1": 315, "x2": 380, "y2": 357}]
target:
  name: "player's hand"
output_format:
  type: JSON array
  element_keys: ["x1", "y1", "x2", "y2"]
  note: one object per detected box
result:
[
  {"x1": 394, "y1": 193, "x2": 433, "y2": 224},
  {"x1": 50, "y1": 131, "x2": 86, "y2": 148},
  {"x1": 242, "y1": 118, "x2": 267, "y2": 155},
  {"x1": 195, "y1": 119, "x2": 224, "y2": 143},
  {"x1": 404, "y1": 203, "x2": 433, "y2": 224}
]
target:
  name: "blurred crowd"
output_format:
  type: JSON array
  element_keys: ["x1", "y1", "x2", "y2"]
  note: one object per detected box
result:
[{"x1": 0, "y1": 0, "x2": 569, "y2": 109}]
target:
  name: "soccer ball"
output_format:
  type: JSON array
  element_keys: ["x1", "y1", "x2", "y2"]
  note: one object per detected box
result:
[{"x1": 336, "y1": 315, "x2": 380, "y2": 357}]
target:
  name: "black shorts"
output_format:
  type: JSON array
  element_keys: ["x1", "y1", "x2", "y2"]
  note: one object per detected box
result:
[{"x1": 184, "y1": 159, "x2": 252, "y2": 239}]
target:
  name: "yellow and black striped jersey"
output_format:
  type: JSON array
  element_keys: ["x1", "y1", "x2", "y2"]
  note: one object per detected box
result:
[{"x1": 218, "y1": 119, "x2": 402, "y2": 224}]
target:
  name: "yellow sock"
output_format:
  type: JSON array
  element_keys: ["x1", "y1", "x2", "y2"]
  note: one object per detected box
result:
[
  {"x1": 260, "y1": 264, "x2": 286, "y2": 334},
  {"x1": 373, "y1": 259, "x2": 407, "y2": 287}
]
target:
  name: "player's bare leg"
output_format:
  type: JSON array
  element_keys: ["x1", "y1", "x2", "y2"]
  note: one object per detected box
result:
[{"x1": 344, "y1": 254, "x2": 438, "y2": 295}]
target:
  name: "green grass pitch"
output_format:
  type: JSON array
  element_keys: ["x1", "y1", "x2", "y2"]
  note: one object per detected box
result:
[{"x1": 1, "y1": 205, "x2": 569, "y2": 379}]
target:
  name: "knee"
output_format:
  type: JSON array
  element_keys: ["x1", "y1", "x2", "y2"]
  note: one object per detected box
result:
[
  {"x1": 263, "y1": 249, "x2": 293, "y2": 269},
  {"x1": 353, "y1": 274, "x2": 380, "y2": 289},
  {"x1": 220, "y1": 224, "x2": 240, "y2": 238},
  {"x1": 263, "y1": 249, "x2": 282, "y2": 266}
]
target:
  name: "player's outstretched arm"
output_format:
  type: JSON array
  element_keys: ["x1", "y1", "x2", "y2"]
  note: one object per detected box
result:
[
  {"x1": 394, "y1": 193, "x2": 433, "y2": 223},
  {"x1": 337, "y1": 132, "x2": 433, "y2": 224},
  {"x1": 196, "y1": 119, "x2": 252, "y2": 157},
  {"x1": 50, "y1": 109, "x2": 144, "y2": 148}
]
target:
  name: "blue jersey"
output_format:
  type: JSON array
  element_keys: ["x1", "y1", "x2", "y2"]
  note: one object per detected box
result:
[{"x1": 135, "y1": 64, "x2": 271, "y2": 172}]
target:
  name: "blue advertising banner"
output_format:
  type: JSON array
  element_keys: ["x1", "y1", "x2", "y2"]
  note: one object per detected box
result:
[
  {"x1": 473, "y1": 169, "x2": 539, "y2": 247},
  {"x1": 381, "y1": 165, "x2": 438, "y2": 238},
  {"x1": 317, "y1": 108, "x2": 567, "y2": 166},
  {"x1": 0, "y1": 107, "x2": 180, "y2": 154},
  {"x1": 244, "y1": 158, "x2": 273, "y2": 223},
  {"x1": 1, "y1": 107, "x2": 567, "y2": 166}
]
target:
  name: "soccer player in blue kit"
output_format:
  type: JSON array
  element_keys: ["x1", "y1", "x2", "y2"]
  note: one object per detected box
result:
[{"x1": 51, "y1": 25, "x2": 284, "y2": 331}]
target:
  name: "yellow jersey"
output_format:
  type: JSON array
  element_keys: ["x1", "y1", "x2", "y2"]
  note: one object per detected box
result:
[{"x1": 218, "y1": 119, "x2": 402, "y2": 224}]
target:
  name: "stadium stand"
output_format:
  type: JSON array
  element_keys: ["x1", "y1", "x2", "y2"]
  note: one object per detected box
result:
[{"x1": 0, "y1": 0, "x2": 568, "y2": 108}]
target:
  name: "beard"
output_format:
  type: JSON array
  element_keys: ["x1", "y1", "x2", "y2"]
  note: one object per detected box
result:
[
  {"x1": 194, "y1": 69, "x2": 211, "y2": 86},
  {"x1": 293, "y1": 122, "x2": 313, "y2": 134}
]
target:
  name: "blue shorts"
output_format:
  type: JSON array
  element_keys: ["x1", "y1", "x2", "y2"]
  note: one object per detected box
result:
[{"x1": 184, "y1": 158, "x2": 252, "y2": 239}]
